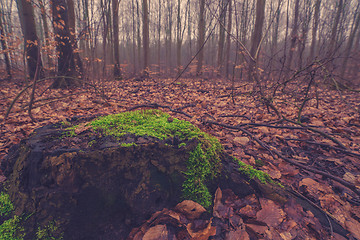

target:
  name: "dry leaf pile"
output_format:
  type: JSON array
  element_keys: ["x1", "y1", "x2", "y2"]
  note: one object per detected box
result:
[{"x1": 0, "y1": 76, "x2": 359, "y2": 239}]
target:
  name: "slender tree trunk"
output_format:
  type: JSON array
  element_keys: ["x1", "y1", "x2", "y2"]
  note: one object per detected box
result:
[
  {"x1": 51, "y1": 0, "x2": 78, "y2": 88},
  {"x1": 217, "y1": 0, "x2": 227, "y2": 74},
  {"x1": 176, "y1": 0, "x2": 182, "y2": 74},
  {"x1": 132, "y1": 0, "x2": 137, "y2": 73},
  {"x1": 225, "y1": 0, "x2": 232, "y2": 78},
  {"x1": 196, "y1": 0, "x2": 205, "y2": 76},
  {"x1": 157, "y1": 0, "x2": 161, "y2": 73},
  {"x1": 112, "y1": 0, "x2": 121, "y2": 78},
  {"x1": 249, "y1": 0, "x2": 265, "y2": 81},
  {"x1": 136, "y1": 0, "x2": 142, "y2": 71},
  {"x1": 38, "y1": 0, "x2": 52, "y2": 69},
  {"x1": 328, "y1": 0, "x2": 343, "y2": 56},
  {"x1": 340, "y1": 10, "x2": 360, "y2": 79},
  {"x1": 142, "y1": 0, "x2": 149, "y2": 73},
  {"x1": 309, "y1": 0, "x2": 321, "y2": 62},
  {"x1": 287, "y1": 0, "x2": 300, "y2": 70},
  {"x1": 0, "y1": 11, "x2": 11, "y2": 79},
  {"x1": 67, "y1": 0, "x2": 83, "y2": 75},
  {"x1": 16, "y1": 0, "x2": 44, "y2": 80}
]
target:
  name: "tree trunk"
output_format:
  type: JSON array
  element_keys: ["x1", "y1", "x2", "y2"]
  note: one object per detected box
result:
[
  {"x1": 225, "y1": 0, "x2": 232, "y2": 78},
  {"x1": 142, "y1": 0, "x2": 149, "y2": 73},
  {"x1": 340, "y1": 10, "x2": 360, "y2": 79},
  {"x1": 309, "y1": 0, "x2": 321, "y2": 62},
  {"x1": 176, "y1": 0, "x2": 182, "y2": 74},
  {"x1": 67, "y1": 0, "x2": 83, "y2": 75},
  {"x1": 112, "y1": 0, "x2": 122, "y2": 79},
  {"x1": 217, "y1": 0, "x2": 227, "y2": 74},
  {"x1": 328, "y1": 0, "x2": 344, "y2": 56},
  {"x1": 249, "y1": 0, "x2": 265, "y2": 81},
  {"x1": 38, "y1": 0, "x2": 52, "y2": 69},
  {"x1": 196, "y1": 0, "x2": 205, "y2": 76},
  {"x1": 0, "y1": 11, "x2": 11, "y2": 79},
  {"x1": 51, "y1": 0, "x2": 78, "y2": 88},
  {"x1": 157, "y1": 0, "x2": 161, "y2": 73},
  {"x1": 136, "y1": 0, "x2": 142, "y2": 71},
  {"x1": 16, "y1": 0, "x2": 44, "y2": 80},
  {"x1": 286, "y1": 0, "x2": 300, "y2": 70}
]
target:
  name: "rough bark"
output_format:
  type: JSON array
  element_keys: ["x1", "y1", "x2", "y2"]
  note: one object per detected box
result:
[
  {"x1": 309, "y1": 0, "x2": 321, "y2": 62},
  {"x1": 340, "y1": 10, "x2": 360, "y2": 79},
  {"x1": 328, "y1": 0, "x2": 344, "y2": 56},
  {"x1": 112, "y1": 0, "x2": 122, "y2": 79},
  {"x1": 67, "y1": 0, "x2": 83, "y2": 75},
  {"x1": 38, "y1": 0, "x2": 52, "y2": 69},
  {"x1": 0, "y1": 11, "x2": 11, "y2": 79},
  {"x1": 286, "y1": 0, "x2": 300, "y2": 70},
  {"x1": 225, "y1": 0, "x2": 232, "y2": 78},
  {"x1": 249, "y1": 0, "x2": 265, "y2": 81},
  {"x1": 196, "y1": 0, "x2": 205, "y2": 76},
  {"x1": 51, "y1": 0, "x2": 79, "y2": 88},
  {"x1": 142, "y1": 0, "x2": 149, "y2": 73},
  {"x1": 217, "y1": 0, "x2": 227, "y2": 74},
  {"x1": 16, "y1": 0, "x2": 44, "y2": 80}
]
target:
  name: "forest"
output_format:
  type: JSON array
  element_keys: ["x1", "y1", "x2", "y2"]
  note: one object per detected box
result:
[{"x1": 0, "y1": 0, "x2": 360, "y2": 239}]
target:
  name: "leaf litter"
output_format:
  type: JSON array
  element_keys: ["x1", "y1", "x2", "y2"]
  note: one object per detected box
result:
[{"x1": 0, "y1": 76, "x2": 360, "y2": 239}]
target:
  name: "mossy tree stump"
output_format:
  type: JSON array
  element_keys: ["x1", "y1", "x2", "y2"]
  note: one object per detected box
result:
[{"x1": 1, "y1": 110, "x2": 286, "y2": 239}]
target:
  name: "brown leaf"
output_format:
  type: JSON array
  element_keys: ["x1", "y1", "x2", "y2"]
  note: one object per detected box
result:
[
  {"x1": 225, "y1": 228, "x2": 250, "y2": 240},
  {"x1": 233, "y1": 136, "x2": 250, "y2": 146},
  {"x1": 256, "y1": 198, "x2": 285, "y2": 227},
  {"x1": 345, "y1": 218, "x2": 360, "y2": 240},
  {"x1": 187, "y1": 218, "x2": 216, "y2": 240},
  {"x1": 143, "y1": 225, "x2": 170, "y2": 240},
  {"x1": 175, "y1": 200, "x2": 206, "y2": 220}
]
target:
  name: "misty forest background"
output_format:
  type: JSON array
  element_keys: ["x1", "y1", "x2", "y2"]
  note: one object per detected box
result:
[{"x1": 0, "y1": 0, "x2": 360, "y2": 88}]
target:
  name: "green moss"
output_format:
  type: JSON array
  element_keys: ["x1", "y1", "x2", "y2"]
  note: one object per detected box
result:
[
  {"x1": 90, "y1": 110, "x2": 223, "y2": 208},
  {"x1": 233, "y1": 157, "x2": 283, "y2": 188},
  {"x1": 120, "y1": 142, "x2": 137, "y2": 147},
  {"x1": 178, "y1": 142, "x2": 186, "y2": 148},
  {"x1": 90, "y1": 110, "x2": 203, "y2": 141},
  {"x1": 88, "y1": 140, "x2": 96, "y2": 147},
  {"x1": 36, "y1": 221, "x2": 63, "y2": 240},
  {"x1": 0, "y1": 215, "x2": 25, "y2": 240},
  {"x1": 255, "y1": 159, "x2": 264, "y2": 167},
  {"x1": 0, "y1": 192, "x2": 14, "y2": 218}
]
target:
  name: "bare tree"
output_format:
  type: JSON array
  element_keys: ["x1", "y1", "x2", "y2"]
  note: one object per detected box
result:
[
  {"x1": 225, "y1": 0, "x2": 232, "y2": 78},
  {"x1": 112, "y1": 0, "x2": 122, "y2": 78},
  {"x1": 51, "y1": 0, "x2": 78, "y2": 88},
  {"x1": 142, "y1": 0, "x2": 149, "y2": 72},
  {"x1": 196, "y1": 0, "x2": 205, "y2": 76},
  {"x1": 309, "y1": 0, "x2": 321, "y2": 62},
  {"x1": 249, "y1": 0, "x2": 265, "y2": 81},
  {"x1": 340, "y1": 6, "x2": 360, "y2": 79},
  {"x1": 217, "y1": 0, "x2": 227, "y2": 74},
  {"x1": 0, "y1": 10, "x2": 11, "y2": 79},
  {"x1": 16, "y1": 0, "x2": 44, "y2": 80},
  {"x1": 328, "y1": 0, "x2": 344, "y2": 56},
  {"x1": 287, "y1": 0, "x2": 300, "y2": 70}
]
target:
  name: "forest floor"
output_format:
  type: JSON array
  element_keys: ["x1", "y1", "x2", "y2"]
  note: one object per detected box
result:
[{"x1": 0, "y1": 76, "x2": 360, "y2": 239}]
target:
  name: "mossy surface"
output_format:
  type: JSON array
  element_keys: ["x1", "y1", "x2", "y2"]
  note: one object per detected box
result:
[
  {"x1": 0, "y1": 191, "x2": 63, "y2": 240},
  {"x1": 90, "y1": 110, "x2": 223, "y2": 208}
]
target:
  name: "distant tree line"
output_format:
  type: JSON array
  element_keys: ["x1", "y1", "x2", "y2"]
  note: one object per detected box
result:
[{"x1": 0, "y1": 0, "x2": 359, "y2": 87}]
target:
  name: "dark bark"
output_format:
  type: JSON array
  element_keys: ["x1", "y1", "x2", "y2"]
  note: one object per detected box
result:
[
  {"x1": 112, "y1": 0, "x2": 122, "y2": 78},
  {"x1": 51, "y1": 0, "x2": 79, "y2": 88},
  {"x1": 16, "y1": 0, "x2": 44, "y2": 80},
  {"x1": 309, "y1": 0, "x2": 321, "y2": 61},
  {"x1": 0, "y1": 11, "x2": 11, "y2": 79},
  {"x1": 287, "y1": 0, "x2": 300, "y2": 70},
  {"x1": 196, "y1": 0, "x2": 205, "y2": 76},
  {"x1": 142, "y1": 0, "x2": 149, "y2": 73},
  {"x1": 217, "y1": 0, "x2": 227, "y2": 74},
  {"x1": 67, "y1": 0, "x2": 83, "y2": 75},
  {"x1": 225, "y1": 0, "x2": 232, "y2": 78}
]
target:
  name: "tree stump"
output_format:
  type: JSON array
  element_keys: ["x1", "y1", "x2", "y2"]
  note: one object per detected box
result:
[{"x1": 1, "y1": 110, "x2": 287, "y2": 239}]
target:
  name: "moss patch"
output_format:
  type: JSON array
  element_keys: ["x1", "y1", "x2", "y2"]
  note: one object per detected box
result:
[{"x1": 89, "y1": 110, "x2": 223, "y2": 208}]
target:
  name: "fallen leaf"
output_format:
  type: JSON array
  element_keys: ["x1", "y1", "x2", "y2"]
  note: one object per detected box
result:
[
  {"x1": 143, "y1": 225, "x2": 169, "y2": 240},
  {"x1": 256, "y1": 198, "x2": 285, "y2": 227},
  {"x1": 233, "y1": 137, "x2": 250, "y2": 145},
  {"x1": 187, "y1": 218, "x2": 216, "y2": 240},
  {"x1": 175, "y1": 200, "x2": 206, "y2": 220}
]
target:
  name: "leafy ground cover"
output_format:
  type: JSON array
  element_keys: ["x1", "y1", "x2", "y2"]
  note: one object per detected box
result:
[{"x1": 0, "y1": 76, "x2": 360, "y2": 239}]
